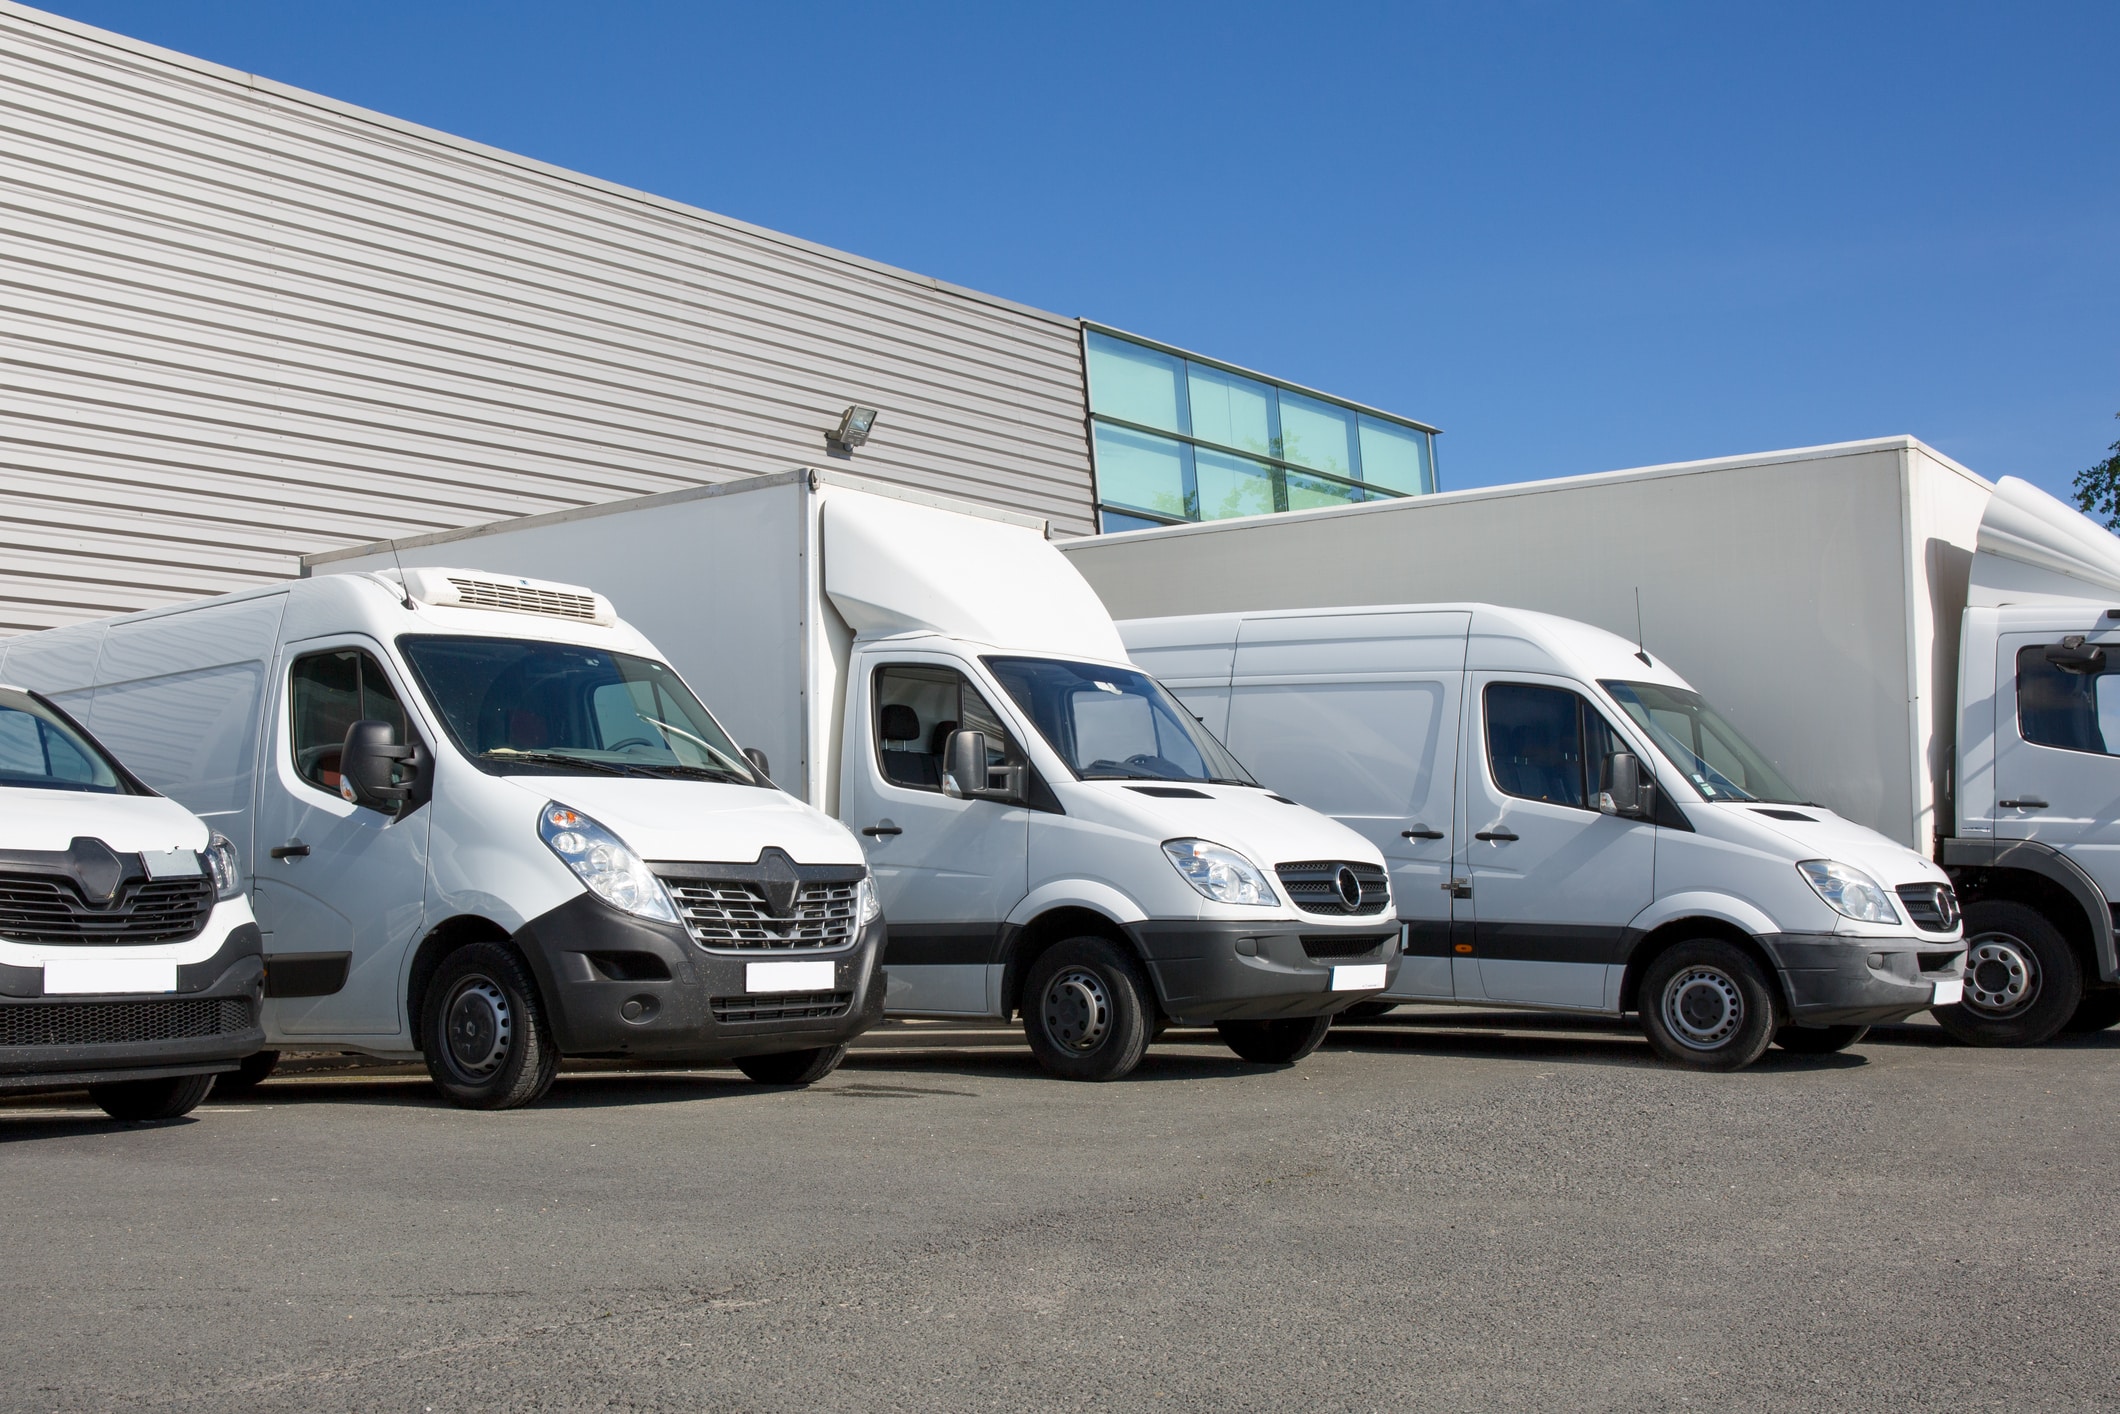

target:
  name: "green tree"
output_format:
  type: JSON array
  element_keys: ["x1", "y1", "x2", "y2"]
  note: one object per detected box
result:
[{"x1": 2072, "y1": 412, "x2": 2120, "y2": 530}]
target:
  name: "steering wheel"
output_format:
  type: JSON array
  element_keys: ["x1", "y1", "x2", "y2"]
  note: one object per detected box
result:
[{"x1": 605, "y1": 737, "x2": 658, "y2": 752}]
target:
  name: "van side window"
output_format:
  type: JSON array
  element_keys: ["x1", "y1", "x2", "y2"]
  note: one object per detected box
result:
[
  {"x1": 2016, "y1": 646, "x2": 2120, "y2": 755},
  {"x1": 1485, "y1": 682, "x2": 1622, "y2": 811},
  {"x1": 872, "y1": 665, "x2": 1020, "y2": 793},
  {"x1": 290, "y1": 649, "x2": 407, "y2": 795}
]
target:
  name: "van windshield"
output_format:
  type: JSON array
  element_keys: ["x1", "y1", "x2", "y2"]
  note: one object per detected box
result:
[
  {"x1": 0, "y1": 688, "x2": 129, "y2": 794},
  {"x1": 1600, "y1": 680, "x2": 1806, "y2": 805},
  {"x1": 399, "y1": 636, "x2": 762, "y2": 785},
  {"x1": 984, "y1": 657, "x2": 1256, "y2": 786}
]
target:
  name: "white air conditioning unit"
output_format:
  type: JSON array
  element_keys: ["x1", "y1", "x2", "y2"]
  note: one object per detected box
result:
[{"x1": 380, "y1": 568, "x2": 617, "y2": 626}]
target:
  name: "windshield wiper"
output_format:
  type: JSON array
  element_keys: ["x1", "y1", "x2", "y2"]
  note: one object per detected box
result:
[
  {"x1": 480, "y1": 750, "x2": 638, "y2": 776},
  {"x1": 632, "y1": 763, "x2": 757, "y2": 785}
]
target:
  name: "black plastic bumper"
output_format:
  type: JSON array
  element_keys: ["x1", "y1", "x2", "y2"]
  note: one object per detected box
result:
[
  {"x1": 0, "y1": 923, "x2": 266, "y2": 1093},
  {"x1": 1761, "y1": 932, "x2": 1967, "y2": 1026},
  {"x1": 509, "y1": 894, "x2": 886, "y2": 1063},
  {"x1": 1126, "y1": 920, "x2": 1399, "y2": 1025}
]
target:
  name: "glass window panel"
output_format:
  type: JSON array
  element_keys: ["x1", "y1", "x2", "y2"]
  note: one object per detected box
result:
[
  {"x1": 1186, "y1": 364, "x2": 1275, "y2": 457},
  {"x1": 1099, "y1": 508, "x2": 1170, "y2": 533},
  {"x1": 1276, "y1": 390, "x2": 1356, "y2": 477},
  {"x1": 1092, "y1": 423, "x2": 1192, "y2": 521},
  {"x1": 1357, "y1": 416, "x2": 1430, "y2": 495},
  {"x1": 1193, "y1": 448, "x2": 1277, "y2": 521},
  {"x1": 1085, "y1": 332, "x2": 1186, "y2": 434},
  {"x1": 1285, "y1": 469, "x2": 1364, "y2": 513}
]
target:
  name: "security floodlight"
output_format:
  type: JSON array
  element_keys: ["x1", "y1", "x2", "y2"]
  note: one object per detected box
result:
[{"x1": 828, "y1": 405, "x2": 879, "y2": 450}]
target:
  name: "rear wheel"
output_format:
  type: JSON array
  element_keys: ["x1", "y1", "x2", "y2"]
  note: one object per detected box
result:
[
  {"x1": 1638, "y1": 939, "x2": 1779, "y2": 1071},
  {"x1": 1022, "y1": 937, "x2": 1154, "y2": 1082},
  {"x1": 1774, "y1": 1023, "x2": 1868, "y2": 1054},
  {"x1": 2064, "y1": 988, "x2": 2120, "y2": 1034},
  {"x1": 1218, "y1": 1015, "x2": 1333, "y2": 1065},
  {"x1": 419, "y1": 943, "x2": 559, "y2": 1110},
  {"x1": 737, "y1": 1044, "x2": 848, "y2": 1086},
  {"x1": 214, "y1": 1049, "x2": 280, "y2": 1094},
  {"x1": 1933, "y1": 901, "x2": 2081, "y2": 1048},
  {"x1": 89, "y1": 1072, "x2": 215, "y2": 1121}
]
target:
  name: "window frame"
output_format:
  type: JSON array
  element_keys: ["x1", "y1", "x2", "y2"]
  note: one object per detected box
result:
[
  {"x1": 2014, "y1": 643, "x2": 2120, "y2": 757},
  {"x1": 867, "y1": 661, "x2": 1025, "y2": 798},
  {"x1": 285, "y1": 644, "x2": 413, "y2": 804},
  {"x1": 1482, "y1": 680, "x2": 1627, "y2": 814}
]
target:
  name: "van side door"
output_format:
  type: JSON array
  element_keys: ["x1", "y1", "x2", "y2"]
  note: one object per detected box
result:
[
  {"x1": 1461, "y1": 676, "x2": 1655, "y2": 1010},
  {"x1": 1993, "y1": 625, "x2": 2120, "y2": 903}
]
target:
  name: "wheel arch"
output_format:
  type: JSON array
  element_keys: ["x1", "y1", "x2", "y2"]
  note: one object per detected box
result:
[
  {"x1": 404, "y1": 913, "x2": 518, "y2": 1043},
  {"x1": 1621, "y1": 916, "x2": 1787, "y2": 1016},
  {"x1": 1944, "y1": 854, "x2": 2107, "y2": 982},
  {"x1": 999, "y1": 905, "x2": 1154, "y2": 1020}
]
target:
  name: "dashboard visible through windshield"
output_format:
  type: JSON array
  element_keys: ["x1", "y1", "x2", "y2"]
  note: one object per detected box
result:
[{"x1": 984, "y1": 656, "x2": 1255, "y2": 786}]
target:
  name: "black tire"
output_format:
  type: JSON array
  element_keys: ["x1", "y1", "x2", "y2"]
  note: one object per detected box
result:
[
  {"x1": 1774, "y1": 1023, "x2": 1869, "y2": 1054},
  {"x1": 419, "y1": 943, "x2": 560, "y2": 1110},
  {"x1": 1934, "y1": 901, "x2": 2082, "y2": 1048},
  {"x1": 1337, "y1": 1001, "x2": 1399, "y2": 1022},
  {"x1": 1218, "y1": 1015, "x2": 1333, "y2": 1065},
  {"x1": 89, "y1": 1072, "x2": 215, "y2": 1121},
  {"x1": 1638, "y1": 938, "x2": 1779, "y2": 1071},
  {"x1": 1022, "y1": 936, "x2": 1154, "y2": 1082},
  {"x1": 2066, "y1": 988, "x2": 2120, "y2": 1033},
  {"x1": 214, "y1": 1049, "x2": 281, "y2": 1094},
  {"x1": 737, "y1": 1044, "x2": 848, "y2": 1086}
]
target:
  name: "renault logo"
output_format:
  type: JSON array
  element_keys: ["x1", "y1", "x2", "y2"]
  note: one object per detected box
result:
[{"x1": 1335, "y1": 866, "x2": 1362, "y2": 910}]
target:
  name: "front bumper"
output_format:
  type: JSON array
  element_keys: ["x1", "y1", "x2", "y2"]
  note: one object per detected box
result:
[
  {"x1": 1127, "y1": 920, "x2": 1400, "y2": 1025},
  {"x1": 509, "y1": 894, "x2": 886, "y2": 1063},
  {"x1": 0, "y1": 923, "x2": 266, "y2": 1093},
  {"x1": 1761, "y1": 932, "x2": 1967, "y2": 1027}
]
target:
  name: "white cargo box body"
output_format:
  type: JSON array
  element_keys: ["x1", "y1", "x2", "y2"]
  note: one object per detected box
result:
[{"x1": 1063, "y1": 437, "x2": 1994, "y2": 852}]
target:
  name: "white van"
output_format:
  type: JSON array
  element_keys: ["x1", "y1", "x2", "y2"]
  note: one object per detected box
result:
[
  {"x1": 1122, "y1": 604, "x2": 1968, "y2": 1070},
  {"x1": 0, "y1": 685, "x2": 263, "y2": 1120},
  {"x1": 0, "y1": 570, "x2": 884, "y2": 1108},
  {"x1": 312, "y1": 471, "x2": 1400, "y2": 1081}
]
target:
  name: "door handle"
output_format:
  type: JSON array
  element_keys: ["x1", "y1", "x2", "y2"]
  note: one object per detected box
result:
[
  {"x1": 1401, "y1": 826, "x2": 1445, "y2": 840},
  {"x1": 861, "y1": 824, "x2": 903, "y2": 838},
  {"x1": 1998, "y1": 798, "x2": 2048, "y2": 809},
  {"x1": 270, "y1": 842, "x2": 310, "y2": 860},
  {"x1": 1474, "y1": 829, "x2": 1518, "y2": 842}
]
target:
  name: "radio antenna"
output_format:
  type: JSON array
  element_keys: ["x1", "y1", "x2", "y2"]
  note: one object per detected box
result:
[
  {"x1": 387, "y1": 538, "x2": 416, "y2": 611},
  {"x1": 1633, "y1": 588, "x2": 1652, "y2": 666}
]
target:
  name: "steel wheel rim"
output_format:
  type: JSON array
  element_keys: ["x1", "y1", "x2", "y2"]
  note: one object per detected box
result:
[
  {"x1": 1663, "y1": 966, "x2": 1744, "y2": 1050},
  {"x1": 1042, "y1": 967, "x2": 1111, "y2": 1053},
  {"x1": 1963, "y1": 935, "x2": 2037, "y2": 1017},
  {"x1": 444, "y1": 977, "x2": 513, "y2": 1078}
]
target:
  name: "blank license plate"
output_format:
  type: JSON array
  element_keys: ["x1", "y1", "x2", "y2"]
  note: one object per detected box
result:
[
  {"x1": 1931, "y1": 978, "x2": 1964, "y2": 1007},
  {"x1": 1331, "y1": 963, "x2": 1388, "y2": 992},
  {"x1": 45, "y1": 958, "x2": 177, "y2": 995},
  {"x1": 746, "y1": 960, "x2": 835, "y2": 994}
]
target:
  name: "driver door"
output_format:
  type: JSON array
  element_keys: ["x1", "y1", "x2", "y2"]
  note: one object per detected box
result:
[{"x1": 1994, "y1": 627, "x2": 2120, "y2": 902}]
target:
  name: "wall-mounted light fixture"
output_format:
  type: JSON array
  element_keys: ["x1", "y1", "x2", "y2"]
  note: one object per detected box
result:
[{"x1": 827, "y1": 405, "x2": 880, "y2": 452}]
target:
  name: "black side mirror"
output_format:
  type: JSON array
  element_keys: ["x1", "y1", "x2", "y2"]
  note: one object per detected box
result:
[
  {"x1": 2045, "y1": 636, "x2": 2107, "y2": 675},
  {"x1": 942, "y1": 729, "x2": 1022, "y2": 802},
  {"x1": 1601, "y1": 750, "x2": 1651, "y2": 819},
  {"x1": 341, "y1": 720, "x2": 422, "y2": 812},
  {"x1": 742, "y1": 746, "x2": 771, "y2": 781}
]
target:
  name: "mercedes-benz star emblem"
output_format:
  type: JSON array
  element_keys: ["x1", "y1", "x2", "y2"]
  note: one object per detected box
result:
[{"x1": 1335, "y1": 866, "x2": 1362, "y2": 910}]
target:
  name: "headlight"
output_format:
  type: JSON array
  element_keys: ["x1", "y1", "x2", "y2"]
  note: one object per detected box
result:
[
  {"x1": 1797, "y1": 860, "x2": 1901, "y2": 925},
  {"x1": 539, "y1": 802, "x2": 679, "y2": 923},
  {"x1": 202, "y1": 834, "x2": 241, "y2": 901},
  {"x1": 855, "y1": 874, "x2": 882, "y2": 925},
  {"x1": 1163, "y1": 838, "x2": 1279, "y2": 906}
]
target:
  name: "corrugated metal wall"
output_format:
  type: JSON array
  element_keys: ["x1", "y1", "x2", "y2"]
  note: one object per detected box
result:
[{"x1": 0, "y1": 2, "x2": 1093, "y2": 635}]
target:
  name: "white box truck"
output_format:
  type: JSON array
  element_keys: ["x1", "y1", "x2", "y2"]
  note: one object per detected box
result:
[
  {"x1": 311, "y1": 470, "x2": 1400, "y2": 1081},
  {"x1": 1121, "y1": 603, "x2": 1966, "y2": 1069},
  {"x1": 1060, "y1": 437, "x2": 2120, "y2": 1047},
  {"x1": 0, "y1": 684, "x2": 264, "y2": 1119},
  {"x1": 0, "y1": 568, "x2": 886, "y2": 1108}
]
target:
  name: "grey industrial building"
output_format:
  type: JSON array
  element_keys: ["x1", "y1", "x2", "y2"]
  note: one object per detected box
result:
[{"x1": 0, "y1": 1, "x2": 1440, "y2": 636}]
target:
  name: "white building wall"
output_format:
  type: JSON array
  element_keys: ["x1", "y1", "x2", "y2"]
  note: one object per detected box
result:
[{"x1": 0, "y1": 1, "x2": 1092, "y2": 634}]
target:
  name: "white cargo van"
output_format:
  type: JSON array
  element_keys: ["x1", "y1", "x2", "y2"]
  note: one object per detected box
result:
[
  {"x1": 1123, "y1": 604, "x2": 1968, "y2": 1069},
  {"x1": 1061, "y1": 439, "x2": 2120, "y2": 1048},
  {"x1": 0, "y1": 684, "x2": 264, "y2": 1120},
  {"x1": 0, "y1": 570, "x2": 884, "y2": 1108},
  {"x1": 312, "y1": 470, "x2": 1398, "y2": 1081}
]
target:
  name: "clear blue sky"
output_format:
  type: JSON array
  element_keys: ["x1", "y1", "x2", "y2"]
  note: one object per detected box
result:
[{"x1": 36, "y1": 0, "x2": 2120, "y2": 501}]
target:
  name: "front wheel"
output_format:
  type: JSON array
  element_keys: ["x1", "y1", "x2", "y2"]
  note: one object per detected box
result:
[
  {"x1": 1022, "y1": 936, "x2": 1154, "y2": 1082},
  {"x1": 1933, "y1": 901, "x2": 2081, "y2": 1048},
  {"x1": 419, "y1": 943, "x2": 560, "y2": 1110},
  {"x1": 737, "y1": 1044, "x2": 848, "y2": 1086},
  {"x1": 89, "y1": 1072, "x2": 215, "y2": 1121},
  {"x1": 1638, "y1": 939, "x2": 1779, "y2": 1071},
  {"x1": 1774, "y1": 1023, "x2": 1868, "y2": 1054},
  {"x1": 1218, "y1": 1015, "x2": 1333, "y2": 1065}
]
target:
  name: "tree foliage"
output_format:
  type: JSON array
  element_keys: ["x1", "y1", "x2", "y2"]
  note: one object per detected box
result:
[{"x1": 2072, "y1": 413, "x2": 2120, "y2": 530}]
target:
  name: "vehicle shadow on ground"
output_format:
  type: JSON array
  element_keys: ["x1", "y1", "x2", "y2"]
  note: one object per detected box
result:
[
  {"x1": 1322, "y1": 1014, "x2": 1870, "y2": 1072},
  {"x1": 0, "y1": 1109, "x2": 206, "y2": 1142},
  {"x1": 838, "y1": 1041, "x2": 1346, "y2": 1085}
]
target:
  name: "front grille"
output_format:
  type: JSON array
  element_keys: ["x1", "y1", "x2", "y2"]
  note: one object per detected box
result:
[
  {"x1": 0, "y1": 873, "x2": 214, "y2": 946},
  {"x1": 662, "y1": 879, "x2": 859, "y2": 951},
  {"x1": 446, "y1": 576, "x2": 599, "y2": 621},
  {"x1": 1895, "y1": 883, "x2": 1961, "y2": 934},
  {"x1": 1301, "y1": 933, "x2": 1395, "y2": 960},
  {"x1": 0, "y1": 997, "x2": 251, "y2": 1048},
  {"x1": 1275, "y1": 861, "x2": 1391, "y2": 917},
  {"x1": 709, "y1": 990, "x2": 852, "y2": 1023}
]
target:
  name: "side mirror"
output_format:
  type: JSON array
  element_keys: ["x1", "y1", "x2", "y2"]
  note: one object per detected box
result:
[
  {"x1": 2045, "y1": 635, "x2": 2107, "y2": 675},
  {"x1": 941, "y1": 729, "x2": 1022, "y2": 802},
  {"x1": 341, "y1": 720, "x2": 422, "y2": 812},
  {"x1": 1600, "y1": 750, "x2": 1651, "y2": 819},
  {"x1": 742, "y1": 746, "x2": 771, "y2": 781}
]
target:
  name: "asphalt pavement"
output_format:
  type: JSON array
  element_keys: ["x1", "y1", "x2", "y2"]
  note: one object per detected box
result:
[{"x1": 3, "y1": 1009, "x2": 2116, "y2": 1413}]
